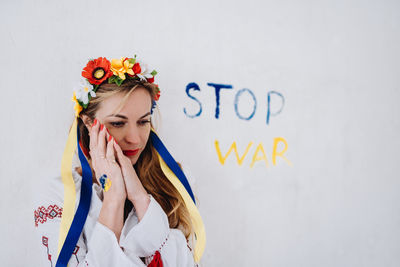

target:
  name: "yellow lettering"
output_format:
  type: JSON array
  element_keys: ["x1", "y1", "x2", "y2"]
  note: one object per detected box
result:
[
  {"x1": 272, "y1": 137, "x2": 292, "y2": 166},
  {"x1": 250, "y1": 143, "x2": 269, "y2": 168},
  {"x1": 214, "y1": 140, "x2": 253, "y2": 165}
]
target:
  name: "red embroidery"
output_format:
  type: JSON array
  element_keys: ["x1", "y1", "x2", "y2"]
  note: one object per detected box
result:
[
  {"x1": 73, "y1": 245, "x2": 81, "y2": 264},
  {"x1": 148, "y1": 251, "x2": 163, "y2": 267},
  {"x1": 34, "y1": 204, "x2": 63, "y2": 227},
  {"x1": 147, "y1": 233, "x2": 169, "y2": 266},
  {"x1": 73, "y1": 245, "x2": 80, "y2": 255},
  {"x1": 187, "y1": 243, "x2": 193, "y2": 251},
  {"x1": 42, "y1": 236, "x2": 48, "y2": 247},
  {"x1": 42, "y1": 236, "x2": 53, "y2": 266}
]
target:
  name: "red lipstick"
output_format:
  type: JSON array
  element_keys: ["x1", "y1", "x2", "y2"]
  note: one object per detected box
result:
[{"x1": 123, "y1": 149, "x2": 140, "y2": 156}]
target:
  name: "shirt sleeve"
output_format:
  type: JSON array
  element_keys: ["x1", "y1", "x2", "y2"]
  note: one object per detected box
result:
[
  {"x1": 119, "y1": 194, "x2": 196, "y2": 267},
  {"x1": 33, "y1": 177, "x2": 146, "y2": 267}
]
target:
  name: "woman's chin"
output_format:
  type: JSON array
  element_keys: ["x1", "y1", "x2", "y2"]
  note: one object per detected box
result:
[{"x1": 127, "y1": 154, "x2": 140, "y2": 165}]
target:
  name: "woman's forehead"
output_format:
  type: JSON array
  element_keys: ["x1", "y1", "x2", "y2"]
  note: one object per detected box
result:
[{"x1": 97, "y1": 87, "x2": 152, "y2": 119}]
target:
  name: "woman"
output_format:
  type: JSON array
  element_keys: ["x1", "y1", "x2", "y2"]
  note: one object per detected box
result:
[{"x1": 33, "y1": 56, "x2": 205, "y2": 266}]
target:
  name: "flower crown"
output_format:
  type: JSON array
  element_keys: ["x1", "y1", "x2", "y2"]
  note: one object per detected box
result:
[{"x1": 72, "y1": 55, "x2": 161, "y2": 117}]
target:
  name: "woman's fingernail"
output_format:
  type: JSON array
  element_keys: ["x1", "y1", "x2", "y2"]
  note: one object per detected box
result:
[
  {"x1": 108, "y1": 135, "x2": 112, "y2": 142},
  {"x1": 94, "y1": 119, "x2": 98, "y2": 126},
  {"x1": 100, "y1": 124, "x2": 104, "y2": 130}
]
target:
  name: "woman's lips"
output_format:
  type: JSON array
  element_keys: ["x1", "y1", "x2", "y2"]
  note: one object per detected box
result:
[{"x1": 123, "y1": 149, "x2": 140, "y2": 156}]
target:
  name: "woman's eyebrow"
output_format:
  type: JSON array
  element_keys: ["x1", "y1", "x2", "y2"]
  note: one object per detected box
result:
[
  {"x1": 106, "y1": 114, "x2": 128, "y2": 119},
  {"x1": 139, "y1": 112, "x2": 151, "y2": 119},
  {"x1": 106, "y1": 112, "x2": 151, "y2": 119}
]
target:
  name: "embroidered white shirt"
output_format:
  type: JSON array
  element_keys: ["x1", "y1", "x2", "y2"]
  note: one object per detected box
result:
[{"x1": 33, "y1": 151, "x2": 198, "y2": 266}]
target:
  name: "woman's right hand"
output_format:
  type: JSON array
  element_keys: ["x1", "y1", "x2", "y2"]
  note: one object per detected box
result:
[{"x1": 89, "y1": 118, "x2": 127, "y2": 203}]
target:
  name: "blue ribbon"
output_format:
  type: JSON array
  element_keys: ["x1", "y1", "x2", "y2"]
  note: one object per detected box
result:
[
  {"x1": 55, "y1": 127, "x2": 194, "y2": 265},
  {"x1": 150, "y1": 130, "x2": 196, "y2": 204},
  {"x1": 56, "y1": 125, "x2": 93, "y2": 267}
]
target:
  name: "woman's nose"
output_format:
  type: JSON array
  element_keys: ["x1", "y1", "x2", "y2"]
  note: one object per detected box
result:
[{"x1": 124, "y1": 125, "x2": 140, "y2": 144}]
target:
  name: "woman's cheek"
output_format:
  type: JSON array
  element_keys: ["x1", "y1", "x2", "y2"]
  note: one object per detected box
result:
[{"x1": 110, "y1": 129, "x2": 122, "y2": 141}]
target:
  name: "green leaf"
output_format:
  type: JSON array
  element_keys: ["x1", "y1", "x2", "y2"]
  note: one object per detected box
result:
[
  {"x1": 94, "y1": 84, "x2": 99, "y2": 92},
  {"x1": 151, "y1": 70, "x2": 157, "y2": 76},
  {"x1": 80, "y1": 100, "x2": 88, "y2": 109},
  {"x1": 128, "y1": 58, "x2": 136, "y2": 64},
  {"x1": 116, "y1": 77, "x2": 124, "y2": 86},
  {"x1": 108, "y1": 75, "x2": 125, "y2": 86}
]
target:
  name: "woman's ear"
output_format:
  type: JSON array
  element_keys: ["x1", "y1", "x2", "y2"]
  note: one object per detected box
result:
[{"x1": 80, "y1": 114, "x2": 93, "y2": 132}]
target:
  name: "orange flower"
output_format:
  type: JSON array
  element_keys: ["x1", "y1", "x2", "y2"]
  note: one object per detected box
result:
[{"x1": 82, "y1": 57, "x2": 113, "y2": 85}]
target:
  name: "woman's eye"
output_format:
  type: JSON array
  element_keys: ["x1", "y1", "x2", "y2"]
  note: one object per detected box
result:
[
  {"x1": 110, "y1": 121, "x2": 125, "y2": 127},
  {"x1": 139, "y1": 120, "x2": 151, "y2": 125}
]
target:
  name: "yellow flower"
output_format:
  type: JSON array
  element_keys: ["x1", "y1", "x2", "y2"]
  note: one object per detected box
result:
[
  {"x1": 72, "y1": 91, "x2": 83, "y2": 117},
  {"x1": 110, "y1": 57, "x2": 134, "y2": 80},
  {"x1": 104, "y1": 178, "x2": 112, "y2": 192}
]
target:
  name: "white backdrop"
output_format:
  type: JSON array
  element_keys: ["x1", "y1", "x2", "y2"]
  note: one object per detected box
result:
[{"x1": 1, "y1": 0, "x2": 399, "y2": 266}]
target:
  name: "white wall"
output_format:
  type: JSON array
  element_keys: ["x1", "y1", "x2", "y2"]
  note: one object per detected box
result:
[{"x1": 1, "y1": 0, "x2": 399, "y2": 266}]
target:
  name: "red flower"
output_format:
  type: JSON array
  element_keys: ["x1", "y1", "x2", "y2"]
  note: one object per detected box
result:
[
  {"x1": 82, "y1": 57, "x2": 113, "y2": 85},
  {"x1": 147, "y1": 76, "x2": 154, "y2": 83},
  {"x1": 154, "y1": 89, "x2": 161, "y2": 101},
  {"x1": 132, "y1": 63, "x2": 141, "y2": 74}
]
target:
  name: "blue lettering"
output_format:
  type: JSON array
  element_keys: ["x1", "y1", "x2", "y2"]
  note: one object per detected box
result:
[
  {"x1": 267, "y1": 91, "x2": 285, "y2": 124},
  {"x1": 234, "y1": 88, "x2": 257, "y2": 120},
  {"x1": 183, "y1": 82, "x2": 202, "y2": 118},
  {"x1": 207, "y1": 83, "x2": 233, "y2": 119}
]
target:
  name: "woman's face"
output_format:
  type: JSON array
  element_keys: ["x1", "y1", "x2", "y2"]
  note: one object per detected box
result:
[{"x1": 93, "y1": 87, "x2": 152, "y2": 165}]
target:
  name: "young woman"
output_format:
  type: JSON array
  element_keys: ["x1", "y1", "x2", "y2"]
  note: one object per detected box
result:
[{"x1": 33, "y1": 56, "x2": 205, "y2": 266}]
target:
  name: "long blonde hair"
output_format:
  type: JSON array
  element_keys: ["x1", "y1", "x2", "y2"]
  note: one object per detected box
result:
[{"x1": 74, "y1": 79, "x2": 193, "y2": 239}]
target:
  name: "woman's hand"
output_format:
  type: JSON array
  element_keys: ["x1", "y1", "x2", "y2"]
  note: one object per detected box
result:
[
  {"x1": 89, "y1": 119, "x2": 126, "y2": 203},
  {"x1": 113, "y1": 140, "x2": 150, "y2": 221}
]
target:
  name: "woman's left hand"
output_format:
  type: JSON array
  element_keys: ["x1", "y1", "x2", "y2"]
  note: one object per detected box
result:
[{"x1": 113, "y1": 141, "x2": 150, "y2": 220}]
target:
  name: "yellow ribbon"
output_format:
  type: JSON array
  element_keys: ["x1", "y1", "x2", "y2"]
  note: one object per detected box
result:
[
  {"x1": 58, "y1": 119, "x2": 206, "y2": 264},
  {"x1": 58, "y1": 118, "x2": 78, "y2": 266},
  {"x1": 157, "y1": 153, "x2": 206, "y2": 263}
]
